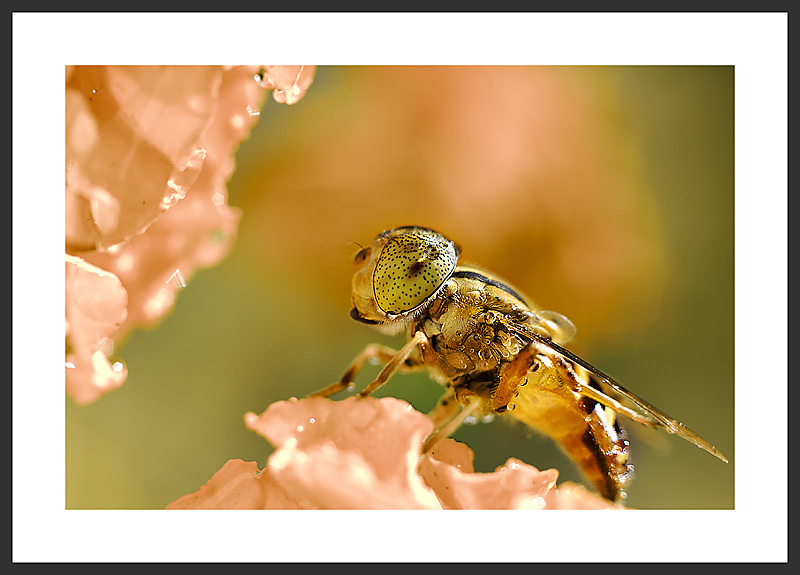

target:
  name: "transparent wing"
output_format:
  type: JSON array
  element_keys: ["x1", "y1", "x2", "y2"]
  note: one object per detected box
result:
[
  {"x1": 514, "y1": 329, "x2": 728, "y2": 463},
  {"x1": 509, "y1": 308, "x2": 577, "y2": 345}
]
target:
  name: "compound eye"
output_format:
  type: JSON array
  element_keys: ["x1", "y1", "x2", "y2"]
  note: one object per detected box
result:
[{"x1": 373, "y1": 230, "x2": 457, "y2": 314}]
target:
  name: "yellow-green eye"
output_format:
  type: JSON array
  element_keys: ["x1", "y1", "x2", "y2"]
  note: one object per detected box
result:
[{"x1": 373, "y1": 229, "x2": 457, "y2": 314}]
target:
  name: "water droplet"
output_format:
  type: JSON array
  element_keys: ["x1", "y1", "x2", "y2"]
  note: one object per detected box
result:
[
  {"x1": 254, "y1": 68, "x2": 274, "y2": 89},
  {"x1": 100, "y1": 338, "x2": 114, "y2": 356},
  {"x1": 161, "y1": 148, "x2": 206, "y2": 209},
  {"x1": 167, "y1": 269, "x2": 186, "y2": 289},
  {"x1": 211, "y1": 191, "x2": 225, "y2": 206},
  {"x1": 272, "y1": 89, "x2": 288, "y2": 103},
  {"x1": 529, "y1": 496, "x2": 546, "y2": 510}
]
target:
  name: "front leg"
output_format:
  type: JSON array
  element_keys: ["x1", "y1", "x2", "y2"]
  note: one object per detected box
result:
[
  {"x1": 356, "y1": 331, "x2": 429, "y2": 397},
  {"x1": 309, "y1": 331, "x2": 427, "y2": 398}
]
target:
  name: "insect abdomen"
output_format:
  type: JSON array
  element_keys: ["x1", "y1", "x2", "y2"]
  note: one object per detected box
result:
[{"x1": 504, "y1": 352, "x2": 633, "y2": 501}]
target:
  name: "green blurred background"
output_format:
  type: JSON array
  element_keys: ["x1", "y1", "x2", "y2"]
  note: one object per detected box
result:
[{"x1": 66, "y1": 66, "x2": 734, "y2": 510}]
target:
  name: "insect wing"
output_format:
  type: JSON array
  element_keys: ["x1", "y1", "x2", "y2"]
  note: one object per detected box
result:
[{"x1": 515, "y1": 329, "x2": 728, "y2": 463}]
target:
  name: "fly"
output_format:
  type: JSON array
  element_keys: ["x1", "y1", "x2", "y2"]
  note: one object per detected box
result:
[{"x1": 312, "y1": 226, "x2": 728, "y2": 502}]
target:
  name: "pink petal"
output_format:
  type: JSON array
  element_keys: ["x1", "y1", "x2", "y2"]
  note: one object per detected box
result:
[
  {"x1": 65, "y1": 255, "x2": 128, "y2": 405},
  {"x1": 170, "y1": 396, "x2": 625, "y2": 510},
  {"x1": 65, "y1": 65, "x2": 316, "y2": 403},
  {"x1": 421, "y1": 447, "x2": 560, "y2": 510},
  {"x1": 245, "y1": 396, "x2": 442, "y2": 509},
  {"x1": 166, "y1": 458, "x2": 313, "y2": 510}
]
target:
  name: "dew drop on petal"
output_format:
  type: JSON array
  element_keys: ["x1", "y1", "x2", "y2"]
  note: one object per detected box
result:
[
  {"x1": 528, "y1": 496, "x2": 546, "y2": 510},
  {"x1": 211, "y1": 191, "x2": 226, "y2": 206},
  {"x1": 161, "y1": 148, "x2": 206, "y2": 208},
  {"x1": 167, "y1": 268, "x2": 186, "y2": 290}
]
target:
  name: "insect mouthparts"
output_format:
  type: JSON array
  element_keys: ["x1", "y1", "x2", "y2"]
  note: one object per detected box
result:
[{"x1": 350, "y1": 307, "x2": 380, "y2": 325}]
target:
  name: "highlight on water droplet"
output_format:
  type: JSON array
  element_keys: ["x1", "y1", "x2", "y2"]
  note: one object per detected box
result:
[
  {"x1": 167, "y1": 268, "x2": 187, "y2": 289},
  {"x1": 253, "y1": 68, "x2": 275, "y2": 89},
  {"x1": 161, "y1": 148, "x2": 207, "y2": 209},
  {"x1": 211, "y1": 191, "x2": 226, "y2": 206},
  {"x1": 528, "y1": 496, "x2": 547, "y2": 510}
]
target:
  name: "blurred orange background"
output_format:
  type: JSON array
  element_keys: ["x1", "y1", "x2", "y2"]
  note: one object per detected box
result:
[{"x1": 66, "y1": 65, "x2": 734, "y2": 509}]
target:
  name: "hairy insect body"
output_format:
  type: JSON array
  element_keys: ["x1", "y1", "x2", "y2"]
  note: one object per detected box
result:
[
  {"x1": 315, "y1": 226, "x2": 726, "y2": 502},
  {"x1": 410, "y1": 265, "x2": 633, "y2": 500},
  {"x1": 418, "y1": 275, "x2": 527, "y2": 378}
]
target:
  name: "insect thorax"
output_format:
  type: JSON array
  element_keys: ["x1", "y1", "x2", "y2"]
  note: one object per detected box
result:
[{"x1": 413, "y1": 274, "x2": 533, "y2": 386}]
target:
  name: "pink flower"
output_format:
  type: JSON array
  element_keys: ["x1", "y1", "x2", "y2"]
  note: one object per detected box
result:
[
  {"x1": 64, "y1": 65, "x2": 316, "y2": 404},
  {"x1": 168, "y1": 396, "x2": 623, "y2": 510}
]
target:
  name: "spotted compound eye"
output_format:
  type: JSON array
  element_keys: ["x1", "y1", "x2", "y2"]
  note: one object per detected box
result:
[{"x1": 373, "y1": 230, "x2": 457, "y2": 314}]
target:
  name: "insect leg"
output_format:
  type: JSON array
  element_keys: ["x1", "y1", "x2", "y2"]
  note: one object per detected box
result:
[
  {"x1": 309, "y1": 342, "x2": 421, "y2": 398},
  {"x1": 427, "y1": 388, "x2": 463, "y2": 428},
  {"x1": 492, "y1": 344, "x2": 537, "y2": 412},
  {"x1": 356, "y1": 331, "x2": 429, "y2": 397},
  {"x1": 421, "y1": 394, "x2": 482, "y2": 454}
]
